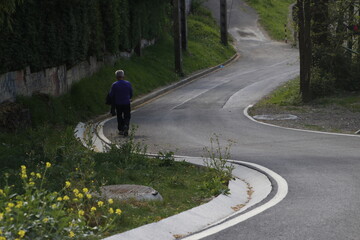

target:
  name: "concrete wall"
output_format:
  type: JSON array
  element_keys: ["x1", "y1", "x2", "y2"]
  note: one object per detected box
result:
[{"x1": 0, "y1": 39, "x2": 156, "y2": 103}]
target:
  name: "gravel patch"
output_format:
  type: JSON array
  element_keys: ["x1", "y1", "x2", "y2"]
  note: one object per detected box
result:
[{"x1": 249, "y1": 104, "x2": 360, "y2": 135}]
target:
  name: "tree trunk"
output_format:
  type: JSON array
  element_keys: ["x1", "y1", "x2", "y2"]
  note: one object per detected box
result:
[
  {"x1": 298, "y1": 0, "x2": 312, "y2": 102},
  {"x1": 173, "y1": 0, "x2": 183, "y2": 75}
]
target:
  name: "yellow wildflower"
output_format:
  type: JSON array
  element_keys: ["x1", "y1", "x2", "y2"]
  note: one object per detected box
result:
[
  {"x1": 7, "y1": 203, "x2": 15, "y2": 208},
  {"x1": 97, "y1": 201, "x2": 104, "y2": 207},
  {"x1": 18, "y1": 230, "x2": 26, "y2": 238},
  {"x1": 82, "y1": 188, "x2": 89, "y2": 193},
  {"x1": 86, "y1": 193, "x2": 92, "y2": 199},
  {"x1": 42, "y1": 218, "x2": 49, "y2": 223},
  {"x1": 5, "y1": 207, "x2": 11, "y2": 213},
  {"x1": 29, "y1": 181, "x2": 35, "y2": 186},
  {"x1": 45, "y1": 162, "x2": 51, "y2": 168},
  {"x1": 0, "y1": 237, "x2": 6, "y2": 240},
  {"x1": 108, "y1": 207, "x2": 114, "y2": 214},
  {"x1": 57, "y1": 197, "x2": 63, "y2": 201},
  {"x1": 21, "y1": 165, "x2": 26, "y2": 171},
  {"x1": 115, "y1": 209, "x2": 122, "y2": 215},
  {"x1": 65, "y1": 181, "x2": 71, "y2": 188},
  {"x1": 51, "y1": 204, "x2": 57, "y2": 209},
  {"x1": 36, "y1": 173, "x2": 42, "y2": 179},
  {"x1": 73, "y1": 189, "x2": 79, "y2": 195},
  {"x1": 21, "y1": 174, "x2": 27, "y2": 179},
  {"x1": 69, "y1": 231, "x2": 75, "y2": 238},
  {"x1": 73, "y1": 198, "x2": 79, "y2": 202},
  {"x1": 15, "y1": 201, "x2": 23, "y2": 208},
  {"x1": 90, "y1": 207, "x2": 97, "y2": 212},
  {"x1": 30, "y1": 172, "x2": 35, "y2": 176},
  {"x1": 78, "y1": 210, "x2": 85, "y2": 216},
  {"x1": 77, "y1": 193, "x2": 84, "y2": 199},
  {"x1": 0, "y1": 189, "x2": 3, "y2": 195},
  {"x1": 63, "y1": 195, "x2": 70, "y2": 201},
  {"x1": 0, "y1": 212, "x2": 4, "y2": 220},
  {"x1": 10, "y1": 217, "x2": 14, "y2": 221},
  {"x1": 108, "y1": 198, "x2": 114, "y2": 204}
]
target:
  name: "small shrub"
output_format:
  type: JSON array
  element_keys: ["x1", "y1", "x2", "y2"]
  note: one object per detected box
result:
[
  {"x1": 310, "y1": 66, "x2": 336, "y2": 98},
  {"x1": 157, "y1": 151, "x2": 175, "y2": 167},
  {"x1": 202, "y1": 134, "x2": 235, "y2": 196}
]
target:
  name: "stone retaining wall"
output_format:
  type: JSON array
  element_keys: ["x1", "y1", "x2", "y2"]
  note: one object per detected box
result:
[{"x1": 0, "y1": 40, "x2": 155, "y2": 103}]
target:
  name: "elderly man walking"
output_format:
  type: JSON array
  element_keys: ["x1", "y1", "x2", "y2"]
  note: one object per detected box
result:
[{"x1": 109, "y1": 70, "x2": 133, "y2": 136}]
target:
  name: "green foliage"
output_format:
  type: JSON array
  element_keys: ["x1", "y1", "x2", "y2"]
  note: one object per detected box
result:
[
  {"x1": 202, "y1": 134, "x2": 235, "y2": 196},
  {"x1": 310, "y1": 67, "x2": 336, "y2": 98},
  {"x1": 0, "y1": 163, "x2": 122, "y2": 240},
  {"x1": 0, "y1": 0, "x2": 170, "y2": 73},
  {"x1": 0, "y1": 0, "x2": 23, "y2": 28},
  {"x1": 157, "y1": 151, "x2": 175, "y2": 167}
]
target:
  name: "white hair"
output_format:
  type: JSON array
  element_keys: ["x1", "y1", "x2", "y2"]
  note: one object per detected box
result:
[{"x1": 115, "y1": 70, "x2": 124, "y2": 78}]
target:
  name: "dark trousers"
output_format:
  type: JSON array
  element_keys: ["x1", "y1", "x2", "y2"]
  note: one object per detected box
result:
[{"x1": 115, "y1": 104, "x2": 131, "y2": 131}]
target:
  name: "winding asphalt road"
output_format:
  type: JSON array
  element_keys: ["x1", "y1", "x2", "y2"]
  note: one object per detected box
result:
[{"x1": 103, "y1": 0, "x2": 360, "y2": 239}]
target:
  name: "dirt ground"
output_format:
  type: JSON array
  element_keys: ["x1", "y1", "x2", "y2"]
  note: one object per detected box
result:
[{"x1": 248, "y1": 104, "x2": 360, "y2": 135}]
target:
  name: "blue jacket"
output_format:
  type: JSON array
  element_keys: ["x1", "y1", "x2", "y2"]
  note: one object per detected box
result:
[{"x1": 109, "y1": 80, "x2": 133, "y2": 105}]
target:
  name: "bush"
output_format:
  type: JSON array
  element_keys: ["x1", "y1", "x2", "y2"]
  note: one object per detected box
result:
[{"x1": 310, "y1": 66, "x2": 336, "y2": 98}]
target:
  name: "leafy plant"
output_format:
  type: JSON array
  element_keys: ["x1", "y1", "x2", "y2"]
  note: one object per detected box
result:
[
  {"x1": 157, "y1": 151, "x2": 175, "y2": 167},
  {"x1": 202, "y1": 134, "x2": 235, "y2": 196},
  {"x1": 0, "y1": 163, "x2": 122, "y2": 240}
]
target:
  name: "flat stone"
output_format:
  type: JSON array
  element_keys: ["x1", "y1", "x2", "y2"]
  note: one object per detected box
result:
[
  {"x1": 253, "y1": 114, "x2": 298, "y2": 121},
  {"x1": 99, "y1": 184, "x2": 163, "y2": 202}
]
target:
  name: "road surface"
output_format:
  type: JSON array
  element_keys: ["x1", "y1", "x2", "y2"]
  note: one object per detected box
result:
[{"x1": 103, "y1": 0, "x2": 360, "y2": 239}]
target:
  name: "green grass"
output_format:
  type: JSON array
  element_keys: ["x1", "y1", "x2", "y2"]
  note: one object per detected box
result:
[
  {"x1": 98, "y1": 158, "x2": 215, "y2": 235},
  {"x1": 313, "y1": 93, "x2": 360, "y2": 112},
  {"x1": 253, "y1": 77, "x2": 360, "y2": 113},
  {"x1": 245, "y1": 0, "x2": 294, "y2": 40},
  {"x1": 255, "y1": 77, "x2": 302, "y2": 107}
]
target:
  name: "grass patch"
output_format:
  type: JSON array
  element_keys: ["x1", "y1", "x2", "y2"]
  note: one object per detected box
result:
[
  {"x1": 245, "y1": 0, "x2": 294, "y2": 40},
  {"x1": 313, "y1": 93, "x2": 360, "y2": 112},
  {"x1": 255, "y1": 77, "x2": 302, "y2": 108},
  {"x1": 253, "y1": 76, "x2": 360, "y2": 112}
]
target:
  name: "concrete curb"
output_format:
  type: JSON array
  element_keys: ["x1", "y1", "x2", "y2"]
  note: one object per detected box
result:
[{"x1": 103, "y1": 156, "x2": 273, "y2": 240}]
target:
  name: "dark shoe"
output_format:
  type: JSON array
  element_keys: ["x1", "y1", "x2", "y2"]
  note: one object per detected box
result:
[
  {"x1": 123, "y1": 125, "x2": 129, "y2": 137},
  {"x1": 119, "y1": 130, "x2": 124, "y2": 135}
]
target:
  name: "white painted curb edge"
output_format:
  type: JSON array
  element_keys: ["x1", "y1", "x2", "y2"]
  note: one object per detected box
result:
[{"x1": 182, "y1": 159, "x2": 288, "y2": 240}]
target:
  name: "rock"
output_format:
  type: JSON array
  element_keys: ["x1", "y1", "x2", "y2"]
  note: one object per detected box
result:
[{"x1": 99, "y1": 184, "x2": 163, "y2": 202}]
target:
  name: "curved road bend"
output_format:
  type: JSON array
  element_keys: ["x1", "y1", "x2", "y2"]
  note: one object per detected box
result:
[{"x1": 103, "y1": 0, "x2": 360, "y2": 239}]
